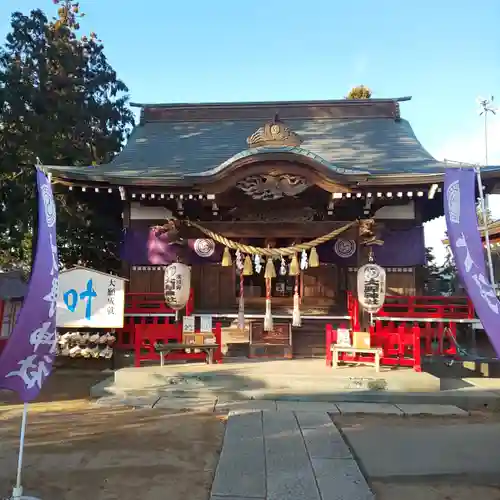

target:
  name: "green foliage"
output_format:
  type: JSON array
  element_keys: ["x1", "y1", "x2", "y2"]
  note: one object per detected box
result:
[
  {"x1": 422, "y1": 247, "x2": 459, "y2": 295},
  {"x1": 346, "y1": 85, "x2": 372, "y2": 99},
  {"x1": 476, "y1": 200, "x2": 493, "y2": 227},
  {"x1": 0, "y1": 2, "x2": 134, "y2": 272}
]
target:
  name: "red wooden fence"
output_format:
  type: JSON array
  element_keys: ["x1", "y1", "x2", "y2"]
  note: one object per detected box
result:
[
  {"x1": 327, "y1": 294, "x2": 473, "y2": 371},
  {"x1": 115, "y1": 289, "x2": 194, "y2": 350},
  {"x1": 134, "y1": 322, "x2": 222, "y2": 367}
]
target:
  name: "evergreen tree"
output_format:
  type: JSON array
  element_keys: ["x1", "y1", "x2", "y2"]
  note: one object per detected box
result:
[
  {"x1": 0, "y1": 1, "x2": 134, "y2": 272},
  {"x1": 422, "y1": 246, "x2": 458, "y2": 295},
  {"x1": 346, "y1": 85, "x2": 372, "y2": 99}
]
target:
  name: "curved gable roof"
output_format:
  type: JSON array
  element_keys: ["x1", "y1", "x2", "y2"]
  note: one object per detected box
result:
[{"x1": 46, "y1": 98, "x2": 500, "y2": 185}]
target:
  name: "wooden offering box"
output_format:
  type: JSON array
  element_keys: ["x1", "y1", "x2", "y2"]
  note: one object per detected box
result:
[{"x1": 250, "y1": 322, "x2": 292, "y2": 359}]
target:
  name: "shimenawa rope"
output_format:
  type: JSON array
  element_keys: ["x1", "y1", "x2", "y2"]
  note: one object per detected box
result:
[{"x1": 185, "y1": 220, "x2": 358, "y2": 257}]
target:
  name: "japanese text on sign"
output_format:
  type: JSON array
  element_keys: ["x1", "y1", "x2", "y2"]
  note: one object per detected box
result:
[
  {"x1": 57, "y1": 267, "x2": 125, "y2": 328},
  {"x1": 63, "y1": 279, "x2": 97, "y2": 320},
  {"x1": 7, "y1": 233, "x2": 58, "y2": 391}
]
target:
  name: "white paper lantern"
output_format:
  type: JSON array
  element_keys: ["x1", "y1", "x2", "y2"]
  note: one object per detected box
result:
[
  {"x1": 357, "y1": 263, "x2": 386, "y2": 314},
  {"x1": 164, "y1": 263, "x2": 191, "y2": 310}
]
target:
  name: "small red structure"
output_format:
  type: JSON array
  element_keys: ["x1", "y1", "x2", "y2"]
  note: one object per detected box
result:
[
  {"x1": 115, "y1": 290, "x2": 194, "y2": 350},
  {"x1": 327, "y1": 294, "x2": 475, "y2": 371},
  {"x1": 134, "y1": 321, "x2": 222, "y2": 367}
]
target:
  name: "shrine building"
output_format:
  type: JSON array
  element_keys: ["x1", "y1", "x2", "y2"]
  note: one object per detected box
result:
[{"x1": 46, "y1": 97, "x2": 500, "y2": 359}]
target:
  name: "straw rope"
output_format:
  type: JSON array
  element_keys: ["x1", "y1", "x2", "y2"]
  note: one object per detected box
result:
[{"x1": 185, "y1": 220, "x2": 358, "y2": 257}]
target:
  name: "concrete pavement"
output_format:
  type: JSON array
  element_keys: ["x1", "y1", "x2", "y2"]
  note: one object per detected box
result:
[
  {"x1": 210, "y1": 411, "x2": 374, "y2": 500},
  {"x1": 342, "y1": 421, "x2": 500, "y2": 478}
]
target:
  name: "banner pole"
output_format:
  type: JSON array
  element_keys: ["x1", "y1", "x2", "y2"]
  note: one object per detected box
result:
[
  {"x1": 475, "y1": 166, "x2": 496, "y2": 287},
  {"x1": 12, "y1": 403, "x2": 28, "y2": 500}
]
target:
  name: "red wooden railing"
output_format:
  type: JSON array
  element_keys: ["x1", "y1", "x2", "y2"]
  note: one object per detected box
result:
[
  {"x1": 115, "y1": 289, "x2": 194, "y2": 350},
  {"x1": 327, "y1": 294, "x2": 474, "y2": 371},
  {"x1": 134, "y1": 322, "x2": 222, "y2": 367},
  {"x1": 375, "y1": 295, "x2": 474, "y2": 319}
]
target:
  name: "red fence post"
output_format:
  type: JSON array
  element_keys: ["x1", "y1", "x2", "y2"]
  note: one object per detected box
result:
[
  {"x1": 214, "y1": 322, "x2": 223, "y2": 364},
  {"x1": 352, "y1": 297, "x2": 360, "y2": 331},
  {"x1": 413, "y1": 325, "x2": 422, "y2": 372},
  {"x1": 325, "y1": 324, "x2": 333, "y2": 366},
  {"x1": 134, "y1": 324, "x2": 142, "y2": 368},
  {"x1": 186, "y1": 288, "x2": 194, "y2": 316}
]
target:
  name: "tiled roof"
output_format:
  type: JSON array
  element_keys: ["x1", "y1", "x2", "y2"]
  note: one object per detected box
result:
[
  {"x1": 46, "y1": 99, "x2": 500, "y2": 185},
  {"x1": 0, "y1": 271, "x2": 27, "y2": 299}
]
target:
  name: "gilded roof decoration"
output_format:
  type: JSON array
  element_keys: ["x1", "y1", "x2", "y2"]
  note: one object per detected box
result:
[{"x1": 247, "y1": 114, "x2": 303, "y2": 148}]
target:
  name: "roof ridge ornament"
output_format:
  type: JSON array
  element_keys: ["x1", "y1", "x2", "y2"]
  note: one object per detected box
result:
[{"x1": 247, "y1": 114, "x2": 303, "y2": 148}]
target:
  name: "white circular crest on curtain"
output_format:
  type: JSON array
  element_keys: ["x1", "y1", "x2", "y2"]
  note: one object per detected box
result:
[
  {"x1": 41, "y1": 184, "x2": 56, "y2": 227},
  {"x1": 194, "y1": 238, "x2": 215, "y2": 257},
  {"x1": 334, "y1": 239, "x2": 357, "y2": 258},
  {"x1": 447, "y1": 180, "x2": 460, "y2": 224}
]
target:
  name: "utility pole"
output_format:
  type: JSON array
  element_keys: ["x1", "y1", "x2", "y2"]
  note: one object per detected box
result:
[
  {"x1": 478, "y1": 96, "x2": 496, "y2": 166},
  {"x1": 476, "y1": 96, "x2": 497, "y2": 286}
]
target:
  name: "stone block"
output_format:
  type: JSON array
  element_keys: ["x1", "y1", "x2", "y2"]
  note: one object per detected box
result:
[
  {"x1": 94, "y1": 394, "x2": 159, "y2": 408},
  {"x1": 396, "y1": 404, "x2": 468, "y2": 416},
  {"x1": 301, "y1": 426, "x2": 352, "y2": 459},
  {"x1": 295, "y1": 411, "x2": 334, "y2": 429},
  {"x1": 276, "y1": 401, "x2": 340, "y2": 414},
  {"x1": 211, "y1": 497, "x2": 264, "y2": 500},
  {"x1": 263, "y1": 411, "x2": 321, "y2": 500},
  {"x1": 153, "y1": 397, "x2": 216, "y2": 412},
  {"x1": 312, "y1": 458, "x2": 374, "y2": 500},
  {"x1": 216, "y1": 399, "x2": 277, "y2": 414},
  {"x1": 336, "y1": 402, "x2": 402, "y2": 415},
  {"x1": 211, "y1": 412, "x2": 266, "y2": 498}
]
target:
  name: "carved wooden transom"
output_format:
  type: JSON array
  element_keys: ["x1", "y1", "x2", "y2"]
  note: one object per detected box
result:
[
  {"x1": 247, "y1": 115, "x2": 303, "y2": 148},
  {"x1": 236, "y1": 174, "x2": 309, "y2": 201}
]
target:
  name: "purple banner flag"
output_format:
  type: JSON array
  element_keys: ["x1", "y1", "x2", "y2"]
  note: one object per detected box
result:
[
  {"x1": 444, "y1": 167, "x2": 500, "y2": 357},
  {"x1": 0, "y1": 168, "x2": 59, "y2": 401}
]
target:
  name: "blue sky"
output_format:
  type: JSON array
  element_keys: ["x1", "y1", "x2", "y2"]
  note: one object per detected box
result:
[{"x1": 1, "y1": 0, "x2": 499, "y2": 262}]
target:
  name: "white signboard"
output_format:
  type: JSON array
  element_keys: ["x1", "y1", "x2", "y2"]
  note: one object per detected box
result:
[
  {"x1": 200, "y1": 315, "x2": 213, "y2": 333},
  {"x1": 182, "y1": 316, "x2": 195, "y2": 333},
  {"x1": 57, "y1": 266, "x2": 126, "y2": 329},
  {"x1": 336, "y1": 328, "x2": 351, "y2": 347}
]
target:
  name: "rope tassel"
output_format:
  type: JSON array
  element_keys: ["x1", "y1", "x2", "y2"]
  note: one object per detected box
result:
[
  {"x1": 243, "y1": 255, "x2": 253, "y2": 275},
  {"x1": 264, "y1": 257, "x2": 276, "y2": 279},
  {"x1": 309, "y1": 247, "x2": 319, "y2": 267},
  {"x1": 289, "y1": 253, "x2": 299, "y2": 276},
  {"x1": 221, "y1": 246, "x2": 232, "y2": 266}
]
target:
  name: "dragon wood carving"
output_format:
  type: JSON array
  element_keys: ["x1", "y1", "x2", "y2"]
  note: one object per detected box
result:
[{"x1": 236, "y1": 173, "x2": 309, "y2": 201}]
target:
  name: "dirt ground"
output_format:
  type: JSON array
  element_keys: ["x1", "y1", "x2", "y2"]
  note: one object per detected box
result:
[
  {"x1": 333, "y1": 413, "x2": 500, "y2": 500},
  {"x1": 3, "y1": 371, "x2": 500, "y2": 499},
  {"x1": 0, "y1": 370, "x2": 224, "y2": 500}
]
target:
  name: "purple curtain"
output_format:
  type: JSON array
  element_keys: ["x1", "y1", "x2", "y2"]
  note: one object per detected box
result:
[{"x1": 121, "y1": 226, "x2": 425, "y2": 267}]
